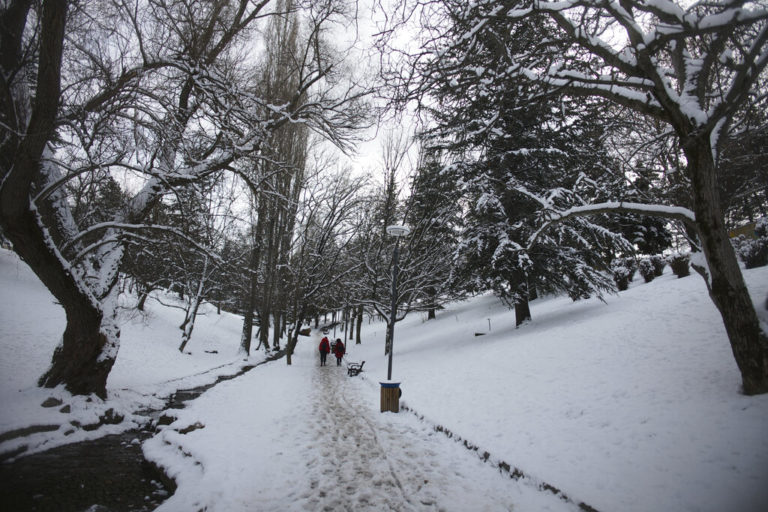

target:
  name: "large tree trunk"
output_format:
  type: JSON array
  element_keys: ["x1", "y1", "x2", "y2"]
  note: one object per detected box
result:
[
  {"x1": 685, "y1": 136, "x2": 768, "y2": 395},
  {"x1": 240, "y1": 240, "x2": 261, "y2": 355},
  {"x1": 20, "y1": 213, "x2": 116, "y2": 398},
  {"x1": 1, "y1": 0, "x2": 115, "y2": 398},
  {"x1": 5, "y1": 168, "x2": 118, "y2": 399},
  {"x1": 259, "y1": 309, "x2": 271, "y2": 350}
]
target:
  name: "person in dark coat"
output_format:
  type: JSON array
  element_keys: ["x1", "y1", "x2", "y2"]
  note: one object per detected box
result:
[
  {"x1": 319, "y1": 337, "x2": 330, "y2": 366},
  {"x1": 333, "y1": 338, "x2": 345, "y2": 366}
]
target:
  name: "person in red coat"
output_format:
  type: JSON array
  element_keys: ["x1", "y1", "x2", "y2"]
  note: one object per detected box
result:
[
  {"x1": 333, "y1": 338, "x2": 345, "y2": 366},
  {"x1": 318, "y1": 337, "x2": 330, "y2": 366}
]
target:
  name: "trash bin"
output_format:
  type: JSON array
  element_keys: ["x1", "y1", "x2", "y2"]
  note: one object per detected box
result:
[{"x1": 380, "y1": 381, "x2": 401, "y2": 413}]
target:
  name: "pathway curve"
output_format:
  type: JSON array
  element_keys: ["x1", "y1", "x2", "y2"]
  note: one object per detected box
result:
[{"x1": 290, "y1": 351, "x2": 578, "y2": 512}]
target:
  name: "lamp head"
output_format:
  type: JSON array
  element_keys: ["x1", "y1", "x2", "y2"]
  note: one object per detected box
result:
[{"x1": 386, "y1": 225, "x2": 411, "y2": 238}]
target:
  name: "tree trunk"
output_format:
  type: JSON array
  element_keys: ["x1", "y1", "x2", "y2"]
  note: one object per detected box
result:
[
  {"x1": 39, "y1": 302, "x2": 114, "y2": 399},
  {"x1": 11, "y1": 208, "x2": 117, "y2": 398},
  {"x1": 239, "y1": 245, "x2": 260, "y2": 356},
  {"x1": 355, "y1": 305, "x2": 363, "y2": 344},
  {"x1": 178, "y1": 257, "x2": 208, "y2": 353},
  {"x1": 137, "y1": 290, "x2": 149, "y2": 311},
  {"x1": 286, "y1": 306, "x2": 307, "y2": 365},
  {"x1": 514, "y1": 281, "x2": 532, "y2": 326},
  {"x1": 272, "y1": 311, "x2": 281, "y2": 350},
  {"x1": 514, "y1": 299, "x2": 531, "y2": 327},
  {"x1": 178, "y1": 295, "x2": 202, "y2": 353},
  {"x1": 240, "y1": 302, "x2": 255, "y2": 356},
  {"x1": 427, "y1": 287, "x2": 437, "y2": 320},
  {"x1": 259, "y1": 310, "x2": 271, "y2": 351},
  {"x1": 685, "y1": 136, "x2": 768, "y2": 395},
  {"x1": 0, "y1": 0, "x2": 115, "y2": 398},
  {"x1": 286, "y1": 324, "x2": 299, "y2": 365}
]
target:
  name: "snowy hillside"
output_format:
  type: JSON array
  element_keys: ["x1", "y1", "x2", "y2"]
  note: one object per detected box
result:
[
  {"x1": 348, "y1": 266, "x2": 768, "y2": 512},
  {"x1": 1, "y1": 247, "x2": 768, "y2": 512}
]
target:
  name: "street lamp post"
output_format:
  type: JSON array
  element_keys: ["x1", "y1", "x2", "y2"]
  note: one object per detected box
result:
[{"x1": 381, "y1": 224, "x2": 410, "y2": 413}]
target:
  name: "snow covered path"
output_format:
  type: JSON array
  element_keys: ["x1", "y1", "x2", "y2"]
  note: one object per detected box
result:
[
  {"x1": 145, "y1": 337, "x2": 581, "y2": 511},
  {"x1": 298, "y1": 362, "x2": 574, "y2": 512},
  {"x1": 4, "y1": 249, "x2": 768, "y2": 511}
]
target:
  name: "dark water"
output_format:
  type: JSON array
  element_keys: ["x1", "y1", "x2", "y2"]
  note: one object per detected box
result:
[
  {"x1": 0, "y1": 428, "x2": 167, "y2": 512},
  {"x1": 0, "y1": 351, "x2": 283, "y2": 512}
]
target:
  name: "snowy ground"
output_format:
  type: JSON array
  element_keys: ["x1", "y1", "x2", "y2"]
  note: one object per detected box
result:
[
  {"x1": 0, "y1": 248, "x2": 266, "y2": 455},
  {"x1": 1, "y1": 247, "x2": 768, "y2": 511},
  {"x1": 147, "y1": 338, "x2": 578, "y2": 511}
]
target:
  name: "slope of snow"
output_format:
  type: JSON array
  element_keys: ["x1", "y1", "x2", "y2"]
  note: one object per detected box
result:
[
  {"x1": 1, "y1": 247, "x2": 767, "y2": 512},
  {"x1": 347, "y1": 266, "x2": 768, "y2": 512},
  {"x1": 0, "y1": 248, "x2": 264, "y2": 454}
]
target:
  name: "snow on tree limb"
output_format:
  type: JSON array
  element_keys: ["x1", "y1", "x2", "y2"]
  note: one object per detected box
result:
[{"x1": 527, "y1": 201, "x2": 695, "y2": 249}]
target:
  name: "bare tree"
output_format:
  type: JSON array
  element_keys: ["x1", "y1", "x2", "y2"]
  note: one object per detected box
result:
[
  {"x1": 283, "y1": 164, "x2": 367, "y2": 364},
  {"x1": 0, "y1": 0, "x2": 369, "y2": 397}
]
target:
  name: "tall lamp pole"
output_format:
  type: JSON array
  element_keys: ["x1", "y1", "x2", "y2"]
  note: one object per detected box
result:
[{"x1": 385, "y1": 224, "x2": 410, "y2": 381}]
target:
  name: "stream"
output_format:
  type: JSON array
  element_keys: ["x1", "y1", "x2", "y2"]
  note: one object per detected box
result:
[{"x1": 0, "y1": 351, "x2": 283, "y2": 512}]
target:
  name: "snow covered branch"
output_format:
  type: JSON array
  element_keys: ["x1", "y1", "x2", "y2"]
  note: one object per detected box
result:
[{"x1": 527, "y1": 201, "x2": 696, "y2": 249}]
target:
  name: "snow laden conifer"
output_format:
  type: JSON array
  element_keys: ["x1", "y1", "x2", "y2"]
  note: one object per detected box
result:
[
  {"x1": 414, "y1": 12, "x2": 631, "y2": 326},
  {"x1": 401, "y1": 150, "x2": 465, "y2": 320}
]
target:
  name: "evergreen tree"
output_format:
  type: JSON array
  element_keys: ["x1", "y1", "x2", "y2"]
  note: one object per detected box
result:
[
  {"x1": 421, "y1": 15, "x2": 629, "y2": 325},
  {"x1": 402, "y1": 150, "x2": 464, "y2": 319}
]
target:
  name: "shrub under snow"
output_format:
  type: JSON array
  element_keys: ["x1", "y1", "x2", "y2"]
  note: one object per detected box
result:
[
  {"x1": 733, "y1": 218, "x2": 768, "y2": 269},
  {"x1": 667, "y1": 252, "x2": 691, "y2": 278},
  {"x1": 611, "y1": 259, "x2": 632, "y2": 291},
  {"x1": 650, "y1": 255, "x2": 666, "y2": 277},
  {"x1": 638, "y1": 258, "x2": 655, "y2": 283}
]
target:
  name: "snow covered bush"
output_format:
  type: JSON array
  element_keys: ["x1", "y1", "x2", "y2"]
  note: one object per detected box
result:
[
  {"x1": 623, "y1": 257, "x2": 637, "y2": 282},
  {"x1": 733, "y1": 218, "x2": 768, "y2": 269},
  {"x1": 667, "y1": 253, "x2": 690, "y2": 278},
  {"x1": 638, "y1": 258, "x2": 655, "y2": 283},
  {"x1": 650, "y1": 255, "x2": 666, "y2": 277},
  {"x1": 610, "y1": 260, "x2": 632, "y2": 291}
]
